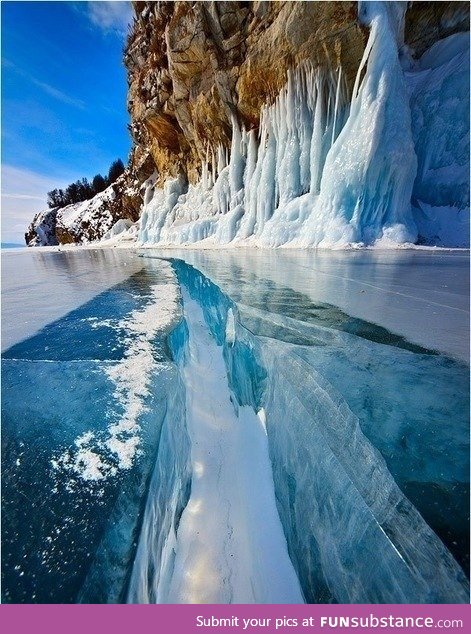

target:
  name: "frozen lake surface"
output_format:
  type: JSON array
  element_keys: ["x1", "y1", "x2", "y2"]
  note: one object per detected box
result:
[
  {"x1": 1, "y1": 248, "x2": 143, "y2": 351},
  {"x1": 153, "y1": 248, "x2": 469, "y2": 364},
  {"x1": 1, "y1": 247, "x2": 469, "y2": 603},
  {"x1": 3, "y1": 248, "x2": 468, "y2": 361}
]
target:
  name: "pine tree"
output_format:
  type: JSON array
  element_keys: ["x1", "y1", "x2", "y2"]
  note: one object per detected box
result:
[
  {"x1": 47, "y1": 189, "x2": 61, "y2": 208},
  {"x1": 45, "y1": 158, "x2": 125, "y2": 209},
  {"x1": 92, "y1": 174, "x2": 107, "y2": 193},
  {"x1": 107, "y1": 159, "x2": 125, "y2": 184},
  {"x1": 66, "y1": 182, "x2": 79, "y2": 204}
]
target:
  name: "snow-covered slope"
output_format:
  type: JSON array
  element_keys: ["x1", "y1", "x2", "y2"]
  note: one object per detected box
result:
[
  {"x1": 24, "y1": 208, "x2": 59, "y2": 247},
  {"x1": 50, "y1": 186, "x2": 115, "y2": 244},
  {"x1": 25, "y1": 165, "x2": 148, "y2": 246}
]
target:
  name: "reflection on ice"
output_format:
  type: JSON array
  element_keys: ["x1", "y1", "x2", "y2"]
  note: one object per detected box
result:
[
  {"x1": 1, "y1": 248, "x2": 143, "y2": 351},
  {"x1": 154, "y1": 248, "x2": 469, "y2": 363},
  {"x1": 2, "y1": 248, "x2": 469, "y2": 604},
  {"x1": 162, "y1": 259, "x2": 468, "y2": 604}
]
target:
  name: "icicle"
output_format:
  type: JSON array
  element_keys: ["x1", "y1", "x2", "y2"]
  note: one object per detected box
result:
[
  {"x1": 201, "y1": 144, "x2": 212, "y2": 192},
  {"x1": 238, "y1": 129, "x2": 259, "y2": 238},
  {"x1": 297, "y1": 64, "x2": 314, "y2": 194},
  {"x1": 309, "y1": 73, "x2": 325, "y2": 195},
  {"x1": 275, "y1": 68, "x2": 302, "y2": 205},
  {"x1": 331, "y1": 66, "x2": 343, "y2": 147},
  {"x1": 229, "y1": 114, "x2": 245, "y2": 201},
  {"x1": 204, "y1": 144, "x2": 213, "y2": 190},
  {"x1": 217, "y1": 145, "x2": 226, "y2": 175},
  {"x1": 211, "y1": 149, "x2": 216, "y2": 183},
  {"x1": 300, "y1": 0, "x2": 418, "y2": 247}
]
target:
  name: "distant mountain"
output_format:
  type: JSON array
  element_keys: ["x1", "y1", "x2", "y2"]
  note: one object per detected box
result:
[{"x1": 1, "y1": 243, "x2": 24, "y2": 249}]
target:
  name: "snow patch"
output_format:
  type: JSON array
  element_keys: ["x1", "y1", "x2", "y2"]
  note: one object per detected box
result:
[{"x1": 52, "y1": 261, "x2": 180, "y2": 484}]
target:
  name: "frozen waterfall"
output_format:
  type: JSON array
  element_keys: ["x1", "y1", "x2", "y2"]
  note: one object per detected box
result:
[{"x1": 138, "y1": 0, "x2": 469, "y2": 248}]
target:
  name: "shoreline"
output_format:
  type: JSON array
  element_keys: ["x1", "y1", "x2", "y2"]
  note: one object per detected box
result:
[{"x1": 4, "y1": 240, "x2": 470, "y2": 254}]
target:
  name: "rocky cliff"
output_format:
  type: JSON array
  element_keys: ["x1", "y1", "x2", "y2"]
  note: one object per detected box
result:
[
  {"x1": 125, "y1": 0, "x2": 468, "y2": 186},
  {"x1": 26, "y1": 0, "x2": 470, "y2": 247},
  {"x1": 25, "y1": 149, "x2": 154, "y2": 246},
  {"x1": 125, "y1": 0, "x2": 366, "y2": 185}
]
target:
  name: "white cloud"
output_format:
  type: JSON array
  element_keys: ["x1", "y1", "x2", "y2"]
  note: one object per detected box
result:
[
  {"x1": 4, "y1": 59, "x2": 85, "y2": 109},
  {"x1": 85, "y1": 1, "x2": 133, "y2": 36},
  {"x1": 1, "y1": 165, "x2": 72, "y2": 244},
  {"x1": 29, "y1": 78, "x2": 85, "y2": 109}
]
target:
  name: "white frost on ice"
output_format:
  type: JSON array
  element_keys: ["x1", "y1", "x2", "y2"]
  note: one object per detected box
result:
[
  {"x1": 225, "y1": 307, "x2": 236, "y2": 347},
  {"x1": 52, "y1": 261, "x2": 180, "y2": 483}
]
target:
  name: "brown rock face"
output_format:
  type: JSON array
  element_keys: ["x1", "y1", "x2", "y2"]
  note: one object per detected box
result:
[{"x1": 125, "y1": 1, "x2": 367, "y2": 185}]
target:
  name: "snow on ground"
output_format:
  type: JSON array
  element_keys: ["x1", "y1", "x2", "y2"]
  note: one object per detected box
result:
[{"x1": 57, "y1": 187, "x2": 115, "y2": 233}]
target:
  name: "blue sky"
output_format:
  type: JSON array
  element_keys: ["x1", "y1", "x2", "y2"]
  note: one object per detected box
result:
[{"x1": 1, "y1": 1, "x2": 133, "y2": 243}]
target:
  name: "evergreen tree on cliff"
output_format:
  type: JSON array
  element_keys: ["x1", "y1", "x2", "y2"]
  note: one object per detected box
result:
[
  {"x1": 46, "y1": 159, "x2": 125, "y2": 209},
  {"x1": 107, "y1": 159, "x2": 125, "y2": 184},
  {"x1": 92, "y1": 174, "x2": 107, "y2": 193}
]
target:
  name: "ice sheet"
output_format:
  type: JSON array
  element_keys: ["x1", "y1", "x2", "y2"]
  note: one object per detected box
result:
[
  {"x1": 2, "y1": 247, "x2": 468, "y2": 603},
  {"x1": 1, "y1": 248, "x2": 143, "y2": 351},
  {"x1": 164, "y1": 259, "x2": 468, "y2": 603},
  {"x1": 141, "y1": 248, "x2": 469, "y2": 364},
  {"x1": 1, "y1": 257, "x2": 182, "y2": 603}
]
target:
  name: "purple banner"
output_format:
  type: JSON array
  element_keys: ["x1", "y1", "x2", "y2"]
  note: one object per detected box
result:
[{"x1": 0, "y1": 604, "x2": 469, "y2": 633}]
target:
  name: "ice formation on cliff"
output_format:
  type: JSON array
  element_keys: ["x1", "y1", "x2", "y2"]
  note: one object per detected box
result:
[
  {"x1": 407, "y1": 32, "x2": 470, "y2": 246},
  {"x1": 139, "y1": 1, "x2": 469, "y2": 249}
]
